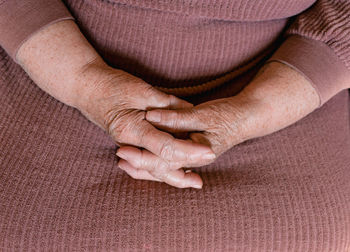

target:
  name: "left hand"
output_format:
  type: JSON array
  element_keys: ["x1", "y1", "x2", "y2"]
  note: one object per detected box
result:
[
  {"x1": 145, "y1": 95, "x2": 257, "y2": 157},
  {"x1": 116, "y1": 62, "x2": 320, "y2": 185},
  {"x1": 115, "y1": 94, "x2": 257, "y2": 186}
]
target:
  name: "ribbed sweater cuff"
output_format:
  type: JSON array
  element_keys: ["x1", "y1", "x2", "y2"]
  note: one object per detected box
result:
[
  {"x1": 0, "y1": 0, "x2": 74, "y2": 63},
  {"x1": 265, "y1": 35, "x2": 350, "y2": 108}
]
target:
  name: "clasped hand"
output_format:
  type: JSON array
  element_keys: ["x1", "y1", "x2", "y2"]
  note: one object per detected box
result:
[
  {"x1": 117, "y1": 95, "x2": 256, "y2": 188},
  {"x1": 15, "y1": 21, "x2": 320, "y2": 189},
  {"x1": 77, "y1": 61, "x2": 319, "y2": 190}
]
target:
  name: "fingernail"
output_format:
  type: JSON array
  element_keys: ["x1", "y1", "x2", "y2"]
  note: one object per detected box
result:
[
  {"x1": 192, "y1": 184, "x2": 202, "y2": 189},
  {"x1": 146, "y1": 111, "x2": 161, "y2": 123},
  {"x1": 190, "y1": 152, "x2": 215, "y2": 162},
  {"x1": 116, "y1": 151, "x2": 127, "y2": 159},
  {"x1": 202, "y1": 152, "x2": 216, "y2": 160},
  {"x1": 117, "y1": 161, "x2": 124, "y2": 169}
]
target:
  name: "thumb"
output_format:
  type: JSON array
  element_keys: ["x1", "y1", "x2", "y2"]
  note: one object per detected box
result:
[
  {"x1": 144, "y1": 86, "x2": 193, "y2": 110},
  {"x1": 145, "y1": 107, "x2": 204, "y2": 133}
]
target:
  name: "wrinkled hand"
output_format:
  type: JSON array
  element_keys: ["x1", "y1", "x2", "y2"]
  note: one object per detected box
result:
[
  {"x1": 116, "y1": 62, "x2": 320, "y2": 179},
  {"x1": 115, "y1": 95, "x2": 255, "y2": 172},
  {"x1": 145, "y1": 96, "x2": 256, "y2": 156},
  {"x1": 14, "y1": 19, "x2": 216, "y2": 189},
  {"x1": 77, "y1": 61, "x2": 216, "y2": 188}
]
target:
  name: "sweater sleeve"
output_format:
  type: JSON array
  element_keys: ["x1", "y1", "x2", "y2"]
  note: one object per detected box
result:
[
  {"x1": 0, "y1": 0, "x2": 74, "y2": 63},
  {"x1": 265, "y1": 0, "x2": 350, "y2": 108}
]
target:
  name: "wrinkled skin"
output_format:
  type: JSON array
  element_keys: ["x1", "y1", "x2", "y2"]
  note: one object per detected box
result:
[
  {"x1": 78, "y1": 62, "x2": 217, "y2": 189},
  {"x1": 16, "y1": 20, "x2": 215, "y2": 190},
  {"x1": 115, "y1": 93, "x2": 255, "y2": 177},
  {"x1": 16, "y1": 21, "x2": 319, "y2": 190},
  {"x1": 116, "y1": 62, "x2": 320, "y2": 183}
]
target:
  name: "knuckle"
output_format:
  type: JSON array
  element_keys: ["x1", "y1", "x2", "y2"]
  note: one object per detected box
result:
[
  {"x1": 150, "y1": 162, "x2": 170, "y2": 179},
  {"x1": 175, "y1": 108, "x2": 197, "y2": 128},
  {"x1": 158, "y1": 171, "x2": 170, "y2": 182},
  {"x1": 106, "y1": 110, "x2": 145, "y2": 144},
  {"x1": 167, "y1": 95, "x2": 177, "y2": 106},
  {"x1": 143, "y1": 85, "x2": 156, "y2": 97},
  {"x1": 167, "y1": 111, "x2": 179, "y2": 126},
  {"x1": 147, "y1": 87, "x2": 170, "y2": 107},
  {"x1": 129, "y1": 169, "x2": 146, "y2": 180},
  {"x1": 146, "y1": 85, "x2": 165, "y2": 100},
  {"x1": 138, "y1": 125, "x2": 153, "y2": 146},
  {"x1": 158, "y1": 139, "x2": 174, "y2": 160},
  {"x1": 150, "y1": 170, "x2": 164, "y2": 181},
  {"x1": 138, "y1": 150, "x2": 148, "y2": 169},
  {"x1": 104, "y1": 111, "x2": 124, "y2": 139}
]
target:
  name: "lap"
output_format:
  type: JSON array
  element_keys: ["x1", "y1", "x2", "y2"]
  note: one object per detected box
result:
[{"x1": 1, "y1": 52, "x2": 349, "y2": 251}]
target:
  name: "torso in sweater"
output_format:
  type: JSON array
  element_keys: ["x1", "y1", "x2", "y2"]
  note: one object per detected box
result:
[
  {"x1": 96, "y1": 0, "x2": 316, "y2": 20},
  {"x1": 63, "y1": 0, "x2": 316, "y2": 88}
]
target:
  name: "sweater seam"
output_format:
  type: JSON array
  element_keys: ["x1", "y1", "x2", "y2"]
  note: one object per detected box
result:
[
  {"x1": 14, "y1": 17, "x2": 75, "y2": 64},
  {"x1": 286, "y1": 34, "x2": 350, "y2": 74}
]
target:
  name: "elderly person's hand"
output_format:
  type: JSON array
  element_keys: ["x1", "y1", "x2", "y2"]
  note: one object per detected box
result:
[
  {"x1": 16, "y1": 20, "x2": 216, "y2": 189},
  {"x1": 116, "y1": 61, "x2": 321, "y2": 178},
  {"x1": 78, "y1": 63, "x2": 216, "y2": 187}
]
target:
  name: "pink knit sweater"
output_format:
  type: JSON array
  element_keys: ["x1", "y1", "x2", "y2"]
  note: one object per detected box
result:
[
  {"x1": 0, "y1": 1, "x2": 350, "y2": 251},
  {"x1": 0, "y1": 0, "x2": 350, "y2": 107}
]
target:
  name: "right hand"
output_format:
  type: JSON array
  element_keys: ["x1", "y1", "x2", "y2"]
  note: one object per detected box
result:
[
  {"x1": 15, "y1": 18, "x2": 213, "y2": 189},
  {"x1": 76, "y1": 60, "x2": 216, "y2": 189}
]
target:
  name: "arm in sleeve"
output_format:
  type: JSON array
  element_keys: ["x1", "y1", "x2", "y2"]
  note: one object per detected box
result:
[
  {"x1": 0, "y1": 0, "x2": 74, "y2": 63},
  {"x1": 265, "y1": 0, "x2": 350, "y2": 108}
]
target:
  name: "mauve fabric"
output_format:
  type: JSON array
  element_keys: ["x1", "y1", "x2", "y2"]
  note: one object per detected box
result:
[
  {"x1": 0, "y1": 0, "x2": 350, "y2": 251},
  {"x1": 1, "y1": 0, "x2": 350, "y2": 106}
]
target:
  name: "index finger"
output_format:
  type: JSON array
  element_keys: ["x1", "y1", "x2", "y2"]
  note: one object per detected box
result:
[
  {"x1": 118, "y1": 159, "x2": 203, "y2": 189},
  {"x1": 134, "y1": 120, "x2": 216, "y2": 163}
]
